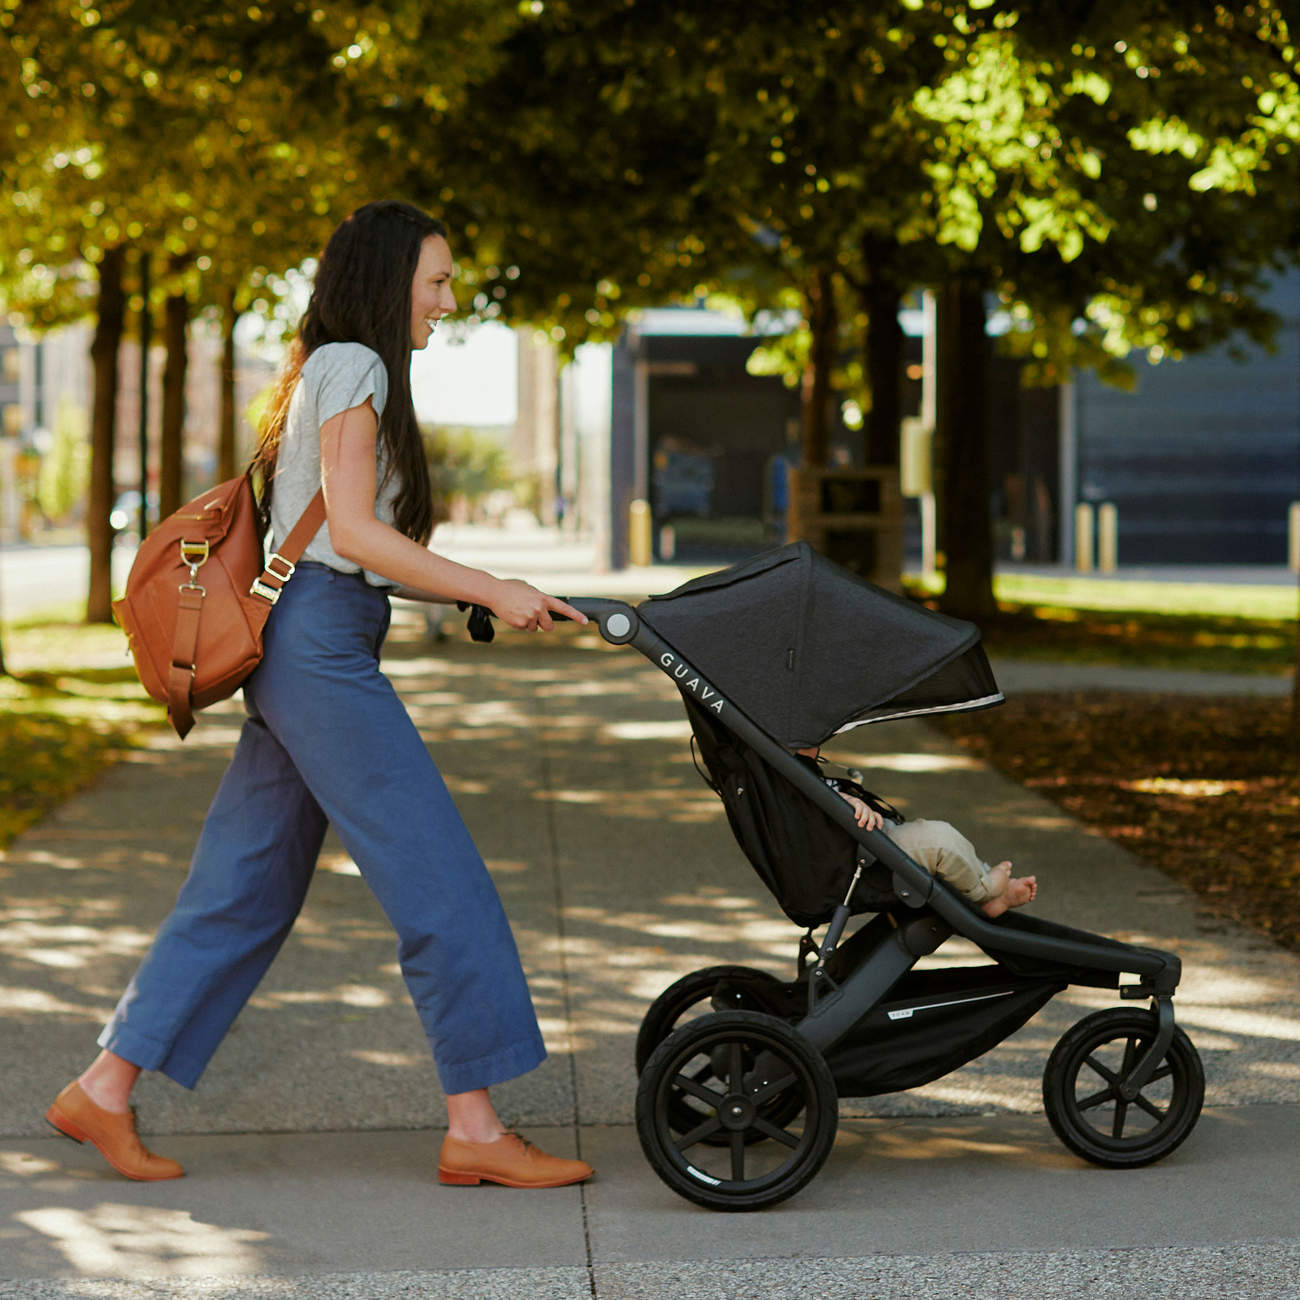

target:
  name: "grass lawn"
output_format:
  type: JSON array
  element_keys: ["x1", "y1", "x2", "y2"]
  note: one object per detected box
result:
[
  {"x1": 898, "y1": 578, "x2": 1298, "y2": 676},
  {"x1": 0, "y1": 618, "x2": 165, "y2": 849},
  {"x1": 941, "y1": 694, "x2": 1300, "y2": 953}
]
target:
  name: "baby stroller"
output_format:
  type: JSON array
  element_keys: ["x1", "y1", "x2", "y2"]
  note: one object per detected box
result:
[{"x1": 552, "y1": 543, "x2": 1203, "y2": 1210}]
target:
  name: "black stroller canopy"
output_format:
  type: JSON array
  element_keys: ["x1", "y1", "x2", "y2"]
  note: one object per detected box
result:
[{"x1": 639, "y1": 542, "x2": 1002, "y2": 750}]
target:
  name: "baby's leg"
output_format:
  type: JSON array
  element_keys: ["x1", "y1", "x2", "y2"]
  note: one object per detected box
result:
[{"x1": 884, "y1": 821, "x2": 1035, "y2": 914}]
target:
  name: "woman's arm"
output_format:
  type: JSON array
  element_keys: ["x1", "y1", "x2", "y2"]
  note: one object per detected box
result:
[{"x1": 319, "y1": 401, "x2": 585, "y2": 630}]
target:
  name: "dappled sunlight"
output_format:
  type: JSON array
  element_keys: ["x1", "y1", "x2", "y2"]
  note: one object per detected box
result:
[
  {"x1": 836, "y1": 752, "x2": 987, "y2": 773},
  {"x1": 0, "y1": 921, "x2": 151, "y2": 970},
  {"x1": 248, "y1": 983, "x2": 391, "y2": 1010},
  {"x1": 347, "y1": 1050, "x2": 424, "y2": 1068},
  {"x1": 602, "y1": 721, "x2": 694, "y2": 741},
  {"x1": 540, "y1": 788, "x2": 724, "y2": 823},
  {"x1": 0, "y1": 1152, "x2": 60, "y2": 1176},
  {"x1": 0, "y1": 986, "x2": 107, "y2": 1019},
  {"x1": 561, "y1": 904, "x2": 790, "y2": 952},
  {"x1": 1174, "y1": 1005, "x2": 1300, "y2": 1042},
  {"x1": 15, "y1": 1203, "x2": 269, "y2": 1278},
  {"x1": 835, "y1": 1122, "x2": 1078, "y2": 1170}
]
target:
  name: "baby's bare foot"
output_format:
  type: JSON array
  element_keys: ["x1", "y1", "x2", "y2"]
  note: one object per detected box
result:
[{"x1": 982, "y1": 865, "x2": 1037, "y2": 917}]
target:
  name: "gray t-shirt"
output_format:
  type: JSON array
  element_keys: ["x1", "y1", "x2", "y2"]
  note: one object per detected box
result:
[{"x1": 270, "y1": 342, "x2": 398, "y2": 590}]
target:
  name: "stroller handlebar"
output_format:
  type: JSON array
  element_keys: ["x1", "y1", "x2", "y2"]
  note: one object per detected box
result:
[{"x1": 457, "y1": 597, "x2": 640, "y2": 646}]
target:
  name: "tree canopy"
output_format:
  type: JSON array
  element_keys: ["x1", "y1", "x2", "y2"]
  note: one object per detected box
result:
[{"x1": 2, "y1": 0, "x2": 1297, "y2": 625}]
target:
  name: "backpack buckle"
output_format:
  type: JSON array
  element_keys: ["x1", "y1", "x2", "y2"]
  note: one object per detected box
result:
[{"x1": 179, "y1": 540, "x2": 210, "y2": 590}]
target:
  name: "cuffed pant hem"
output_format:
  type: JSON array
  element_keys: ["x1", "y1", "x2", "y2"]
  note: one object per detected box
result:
[
  {"x1": 437, "y1": 1034, "x2": 547, "y2": 1095},
  {"x1": 96, "y1": 1024, "x2": 206, "y2": 1091}
]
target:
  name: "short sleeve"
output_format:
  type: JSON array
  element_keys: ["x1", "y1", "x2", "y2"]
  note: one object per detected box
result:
[{"x1": 310, "y1": 343, "x2": 389, "y2": 425}]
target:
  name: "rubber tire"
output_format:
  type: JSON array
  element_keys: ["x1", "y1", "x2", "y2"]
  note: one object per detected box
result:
[
  {"x1": 1043, "y1": 1007, "x2": 1205, "y2": 1169},
  {"x1": 635, "y1": 966, "x2": 784, "y2": 1075},
  {"x1": 636, "y1": 967, "x2": 797, "y2": 1146},
  {"x1": 635, "y1": 1010, "x2": 838, "y2": 1212}
]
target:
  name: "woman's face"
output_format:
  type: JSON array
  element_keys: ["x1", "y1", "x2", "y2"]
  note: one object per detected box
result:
[{"x1": 410, "y1": 234, "x2": 457, "y2": 350}]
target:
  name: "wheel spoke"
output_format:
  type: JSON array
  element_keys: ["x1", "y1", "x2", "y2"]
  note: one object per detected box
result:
[
  {"x1": 1120, "y1": 1036, "x2": 1138, "y2": 1075},
  {"x1": 674, "y1": 1073, "x2": 726, "y2": 1108},
  {"x1": 1146, "y1": 1065, "x2": 1173, "y2": 1085},
  {"x1": 730, "y1": 1130, "x2": 745, "y2": 1181},
  {"x1": 1083, "y1": 1054, "x2": 1121, "y2": 1086},
  {"x1": 751, "y1": 1072, "x2": 797, "y2": 1105},
  {"x1": 751, "y1": 1115, "x2": 801, "y2": 1149},
  {"x1": 728, "y1": 1042, "x2": 743, "y2": 1093},
  {"x1": 1076, "y1": 1086, "x2": 1115, "y2": 1112},
  {"x1": 1133, "y1": 1092, "x2": 1167, "y2": 1122},
  {"x1": 674, "y1": 1116, "x2": 723, "y2": 1151},
  {"x1": 1111, "y1": 1099, "x2": 1128, "y2": 1139}
]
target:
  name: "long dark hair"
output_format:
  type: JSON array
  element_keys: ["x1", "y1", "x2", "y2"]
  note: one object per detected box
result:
[{"x1": 253, "y1": 200, "x2": 447, "y2": 545}]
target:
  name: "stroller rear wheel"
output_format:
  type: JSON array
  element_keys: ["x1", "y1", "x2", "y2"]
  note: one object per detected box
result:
[
  {"x1": 635, "y1": 966, "x2": 784, "y2": 1074},
  {"x1": 636, "y1": 967, "x2": 799, "y2": 1145},
  {"x1": 1043, "y1": 1007, "x2": 1204, "y2": 1169},
  {"x1": 636, "y1": 1010, "x2": 838, "y2": 1211}
]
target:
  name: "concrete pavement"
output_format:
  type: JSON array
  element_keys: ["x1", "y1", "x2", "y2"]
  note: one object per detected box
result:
[{"x1": 1, "y1": 607, "x2": 1299, "y2": 1296}]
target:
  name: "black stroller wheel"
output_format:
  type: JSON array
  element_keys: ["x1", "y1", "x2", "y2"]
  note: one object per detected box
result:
[
  {"x1": 636, "y1": 966, "x2": 783, "y2": 1073},
  {"x1": 1043, "y1": 1007, "x2": 1204, "y2": 1169},
  {"x1": 636, "y1": 1010, "x2": 837, "y2": 1211},
  {"x1": 636, "y1": 967, "x2": 798, "y2": 1145}
]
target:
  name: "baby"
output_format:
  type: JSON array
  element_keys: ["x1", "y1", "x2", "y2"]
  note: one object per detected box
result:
[{"x1": 796, "y1": 748, "x2": 1037, "y2": 918}]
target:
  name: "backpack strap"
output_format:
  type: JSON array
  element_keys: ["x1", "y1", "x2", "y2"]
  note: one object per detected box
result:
[
  {"x1": 167, "y1": 584, "x2": 205, "y2": 739},
  {"x1": 248, "y1": 488, "x2": 327, "y2": 607}
]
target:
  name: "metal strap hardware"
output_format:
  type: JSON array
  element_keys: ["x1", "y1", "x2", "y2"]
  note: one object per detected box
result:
[
  {"x1": 249, "y1": 578, "x2": 283, "y2": 605},
  {"x1": 179, "y1": 539, "x2": 210, "y2": 592},
  {"x1": 264, "y1": 553, "x2": 295, "y2": 582}
]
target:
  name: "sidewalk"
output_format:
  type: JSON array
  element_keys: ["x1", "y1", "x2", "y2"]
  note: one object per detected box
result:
[{"x1": 1, "y1": 609, "x2": 1299, "y2": 1297}]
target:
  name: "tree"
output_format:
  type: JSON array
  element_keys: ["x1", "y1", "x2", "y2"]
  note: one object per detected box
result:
[{"x1": 2, "y1": 0, "x2": 504, "y2": 617}]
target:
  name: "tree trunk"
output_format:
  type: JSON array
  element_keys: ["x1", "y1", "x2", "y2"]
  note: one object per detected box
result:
[
  {"x1": 87, "y1": 246, "x2": 126, "y2": 624},
  {"x1": 159, "y1": 288, "x2": 189, "y2": 517},
  {"x1": 218, "y1": 289, "x2": 240, "y2": 482},
  {"x1": 801, "y1": 267, "x2": 838, "y2": 470},
  {"x1": 936, "y1": 275, "x2": 997, "y2": 622},
  {"x1": 862, "y1": 274, "x2": 903, "y2": 468}
]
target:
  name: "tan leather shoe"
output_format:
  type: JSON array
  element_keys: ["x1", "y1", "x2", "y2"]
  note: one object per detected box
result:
[
  {"x1": 46, "y1": 1082, "x2": 184, "y2": 1181},
  {"x1": 439, "y1": 1132, "x2": 593, "y2": 1188}
]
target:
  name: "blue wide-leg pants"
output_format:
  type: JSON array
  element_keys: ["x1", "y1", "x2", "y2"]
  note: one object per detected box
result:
[{"x1": 99, "y1": 565, "x2": 546, "y2": 1095}]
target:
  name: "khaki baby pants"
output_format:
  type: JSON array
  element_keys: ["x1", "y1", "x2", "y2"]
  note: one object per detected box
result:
[{"x1": 883, "y1": 819, "x2": 997, "y2": 904}]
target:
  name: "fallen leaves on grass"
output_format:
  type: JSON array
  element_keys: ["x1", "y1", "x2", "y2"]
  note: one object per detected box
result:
[
  {"x1": 941, "y1": 694, "x2": 1300, "y2": 951},
  {"x1": 0, "y1": 665, "x2": 164, "y2": 849},
  {"x1": 0, "y1": 712, "x2": 136, "y2": 847}
]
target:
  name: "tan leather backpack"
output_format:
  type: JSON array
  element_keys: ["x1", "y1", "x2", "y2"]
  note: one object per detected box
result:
[{"x1": 114, "y1": 473, "x2": 325, "y2": 739}]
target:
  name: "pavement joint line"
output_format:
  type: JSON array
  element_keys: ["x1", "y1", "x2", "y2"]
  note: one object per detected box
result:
[{"x1": 533, "y1": 682, "x2": 598, "y2": 1300}]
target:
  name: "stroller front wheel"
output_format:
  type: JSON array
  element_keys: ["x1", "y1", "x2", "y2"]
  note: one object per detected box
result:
[
  {"x1": 635, "y1": 1010, "x2": 838, "y2": 1211},
  {"x1": 1043, "y1": 1006, "x2": 1205, "y2": 1169}
]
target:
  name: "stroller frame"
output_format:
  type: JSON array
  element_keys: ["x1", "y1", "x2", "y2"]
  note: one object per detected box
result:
[{"x1": 567, "y1": 597, "x2": 1201, "y2": 1209}]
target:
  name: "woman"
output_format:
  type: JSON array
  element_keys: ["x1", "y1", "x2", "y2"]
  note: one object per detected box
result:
[{"x1": 47, "y1": 201, "x2": 594, "y2": 1190}]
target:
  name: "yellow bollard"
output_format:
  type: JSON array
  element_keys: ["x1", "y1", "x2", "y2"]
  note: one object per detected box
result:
[
  {"x1": 1075, "y1": 503, "x2": 1094, "y2": 574},
  {"x1": 1098, "y1": 502, "x2": 1118, "y2": 574},
  {"x1": 629, "y1": 499, "x2": 653, "y2": 567}
]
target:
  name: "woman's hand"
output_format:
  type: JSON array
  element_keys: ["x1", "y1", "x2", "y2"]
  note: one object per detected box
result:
[
  {"x1": 840, "y1": 793, "x2": 884, "y2": 832},
  {"x1": 488, "y1": 579, "x2": 587, "y2": 632}
]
